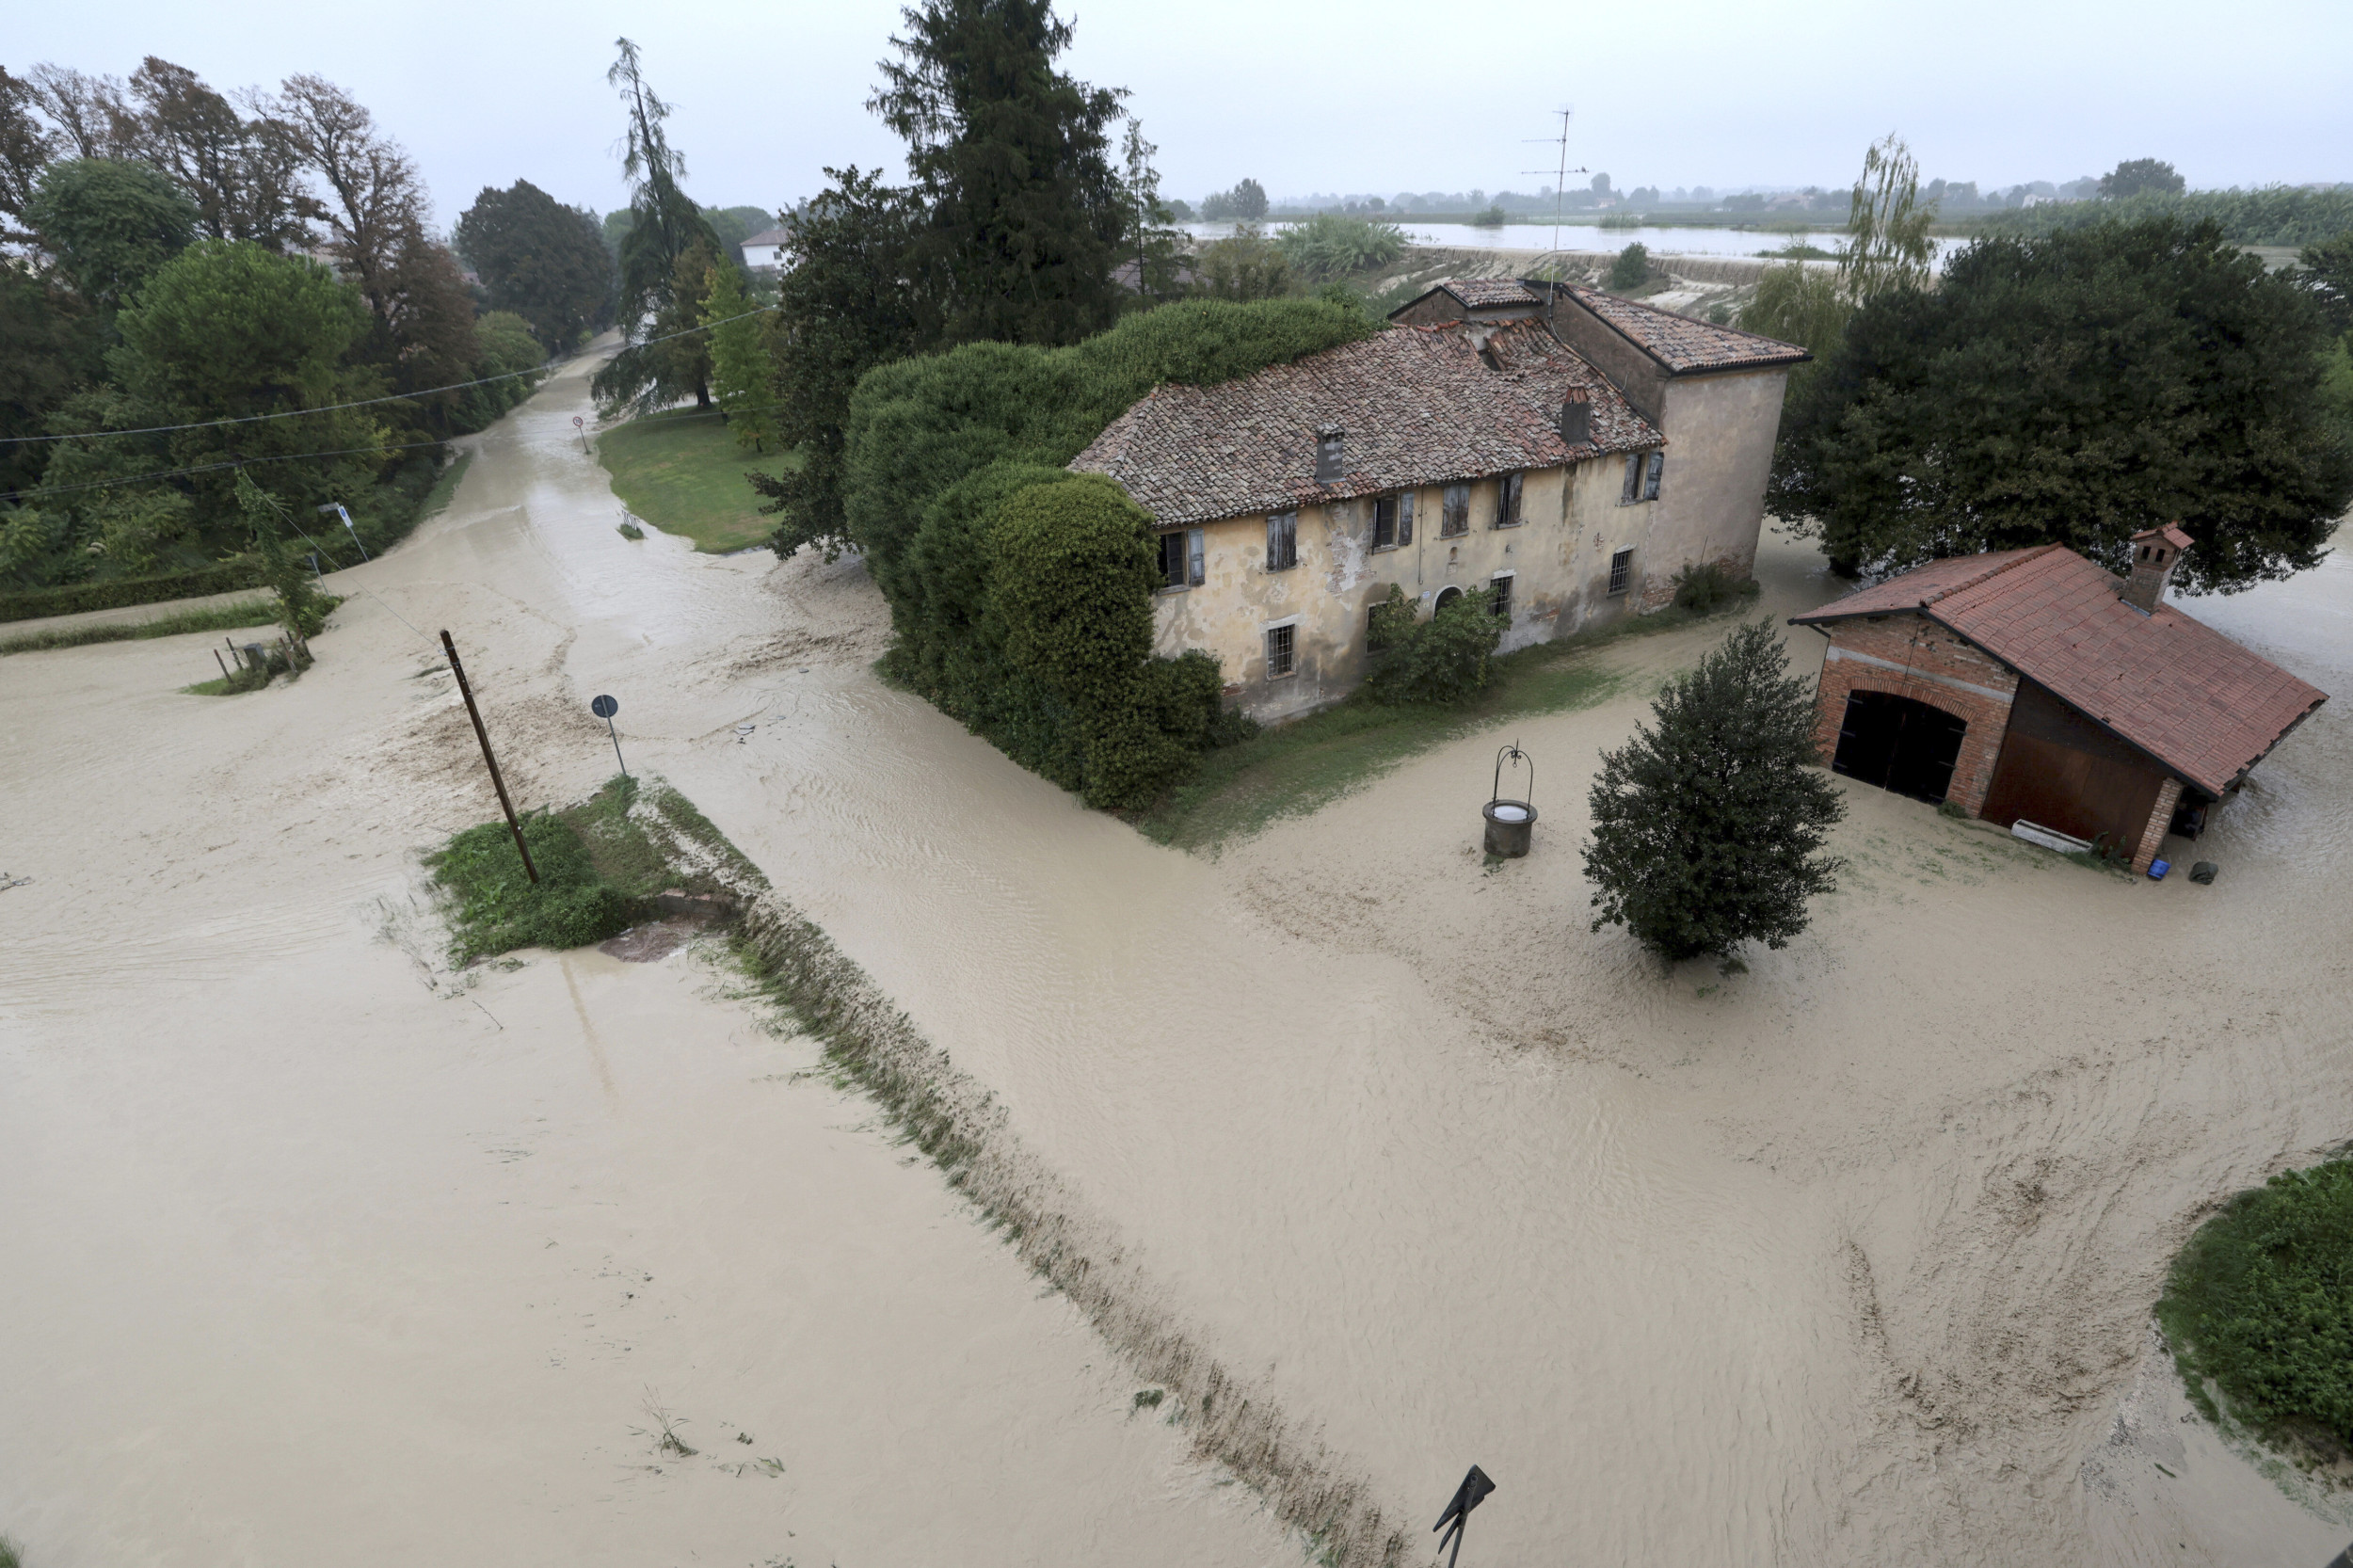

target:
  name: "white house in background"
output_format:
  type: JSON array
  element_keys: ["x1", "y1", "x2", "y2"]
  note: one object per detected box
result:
[{"x1": 739, "y1": 227, "x2": 791, "y2": 274}]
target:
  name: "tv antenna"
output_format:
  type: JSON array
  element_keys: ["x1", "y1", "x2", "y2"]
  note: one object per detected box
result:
[{"x1": 1522, "y1": 109, "x2": 1588, "y2": 256}]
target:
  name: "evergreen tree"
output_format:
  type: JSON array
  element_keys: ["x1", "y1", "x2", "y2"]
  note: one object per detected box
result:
[
  {"x1": 869, "y1": 0, "x2": 1129, "y2": 347},
  {"x1": 1770, "y1": 216, "x2": 2353, "y2": 591},
  {"x1": 1583, "y1": 620, "x2": 1846, "y2": 966},
  {"x1": 701, "y1": 259, "x2": 776, "y2": 452},
  {"x1": 754, "y1": 167, "x2": 934, "y2": 560},
  {"x1": 455, "y1": 179, "x2": 614, "y2": 352},
  {"x1": 1116, "y1": 120, "x2": 1186, "y2": 307}
]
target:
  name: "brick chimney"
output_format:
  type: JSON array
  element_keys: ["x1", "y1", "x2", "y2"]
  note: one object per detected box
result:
[
  {"x1": 2121, "y1": 523, "x2": 2191, "y2": 614},
  {"x1": 1314, "y1": 424, "x2": 1344, "y2": 483},
  {"x1": 1559, "y1": 387, "x2": 1592, "y2": 447}
]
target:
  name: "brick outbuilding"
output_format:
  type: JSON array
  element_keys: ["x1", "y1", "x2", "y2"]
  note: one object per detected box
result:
[{"x1": 1790, "y1": 530, "x2": 2327, "y2": 872}]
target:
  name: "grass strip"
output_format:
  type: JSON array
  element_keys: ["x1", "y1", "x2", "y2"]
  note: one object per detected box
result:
[
  {"x1": 595, "y1": 408, "x2": 800, "y2": 553},
  {"x1": 2159, "y1": 1156, "x2": 2353, "y2": 1464},
  {"x1": 0, "y1": 596, "x2": 296, "y2": 656},
  {"x1": 416, "y1": 450, "x2": 472, "y2": 523},
  {"x1": 426, "y1": 775, "x2": 768, "y2": 965},
  {"x1": 1137, "y1": 594, "x2": 1756, "y2": 853}
]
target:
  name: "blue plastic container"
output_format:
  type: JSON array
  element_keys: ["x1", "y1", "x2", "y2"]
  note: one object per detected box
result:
[{"x1": 2148, "y1": 858, "x2": 2170, "y2": 880}]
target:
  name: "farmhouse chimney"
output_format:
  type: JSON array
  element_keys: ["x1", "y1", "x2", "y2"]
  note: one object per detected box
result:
[
  {"x1": 1315, "y1": 424, "x2": 1344, "y2": 483},
  {"x1": 1558, "y1": 387, "x2": 1592, "y2": 447},
  {"x1": 2121, "y1": 522, "x2": 2191, "y2": 614}
]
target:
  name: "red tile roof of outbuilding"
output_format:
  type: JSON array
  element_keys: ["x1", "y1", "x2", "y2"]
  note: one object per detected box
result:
[
  {"x1": 1792, "y1": 545, "x2": 2327, "y2": 796},
  {"x1": 1070, "y1": 320, "x2": 1659, "y2": 527},
  {"x1": 1561, "y1": 285, "x2": 1811, "y2": 375}
]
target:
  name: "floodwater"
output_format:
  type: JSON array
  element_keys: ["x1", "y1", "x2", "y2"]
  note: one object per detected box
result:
[
  {"x1": 1182, "y1": 218, "x2": 1961, "y2": 264},
  {"x1": 5, "y1": 349, "x2": 2350, "y2": 1566}
]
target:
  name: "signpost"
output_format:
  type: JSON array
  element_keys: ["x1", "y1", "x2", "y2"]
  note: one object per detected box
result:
[
  {"x1": 1433, "y1": 1465, "x2": 1495, "y2": 1568},
  {"x1": 314, "y1": 501, "x2": 368, "y2": 562},
  {"x1": 573, "y1": 414, "x2": 588, "y2": 454},
  {"x1": 592, "y1": 694, "x2": 627, "y2": 778}
]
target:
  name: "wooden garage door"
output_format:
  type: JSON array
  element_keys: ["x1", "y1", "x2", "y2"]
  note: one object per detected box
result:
[{"x1": 1978, "y1": 679, "x2": 2168, "y2": 852}]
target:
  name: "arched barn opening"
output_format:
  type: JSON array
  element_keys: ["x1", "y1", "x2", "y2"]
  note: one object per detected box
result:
[
  {"x1": 1832, "y1": 690, "x2": 1968, "y2": 804},
  {"x1": 1433, "y1": 585, "x2": 1465, "y2": 611}
]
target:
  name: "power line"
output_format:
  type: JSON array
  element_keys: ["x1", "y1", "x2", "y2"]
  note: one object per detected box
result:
[
  {"x1": 0, "y1": 305, "x2": 778, "y2": 448},
  {"x1": 1, "y1": 436, "x2": 452, "y2": 504}
]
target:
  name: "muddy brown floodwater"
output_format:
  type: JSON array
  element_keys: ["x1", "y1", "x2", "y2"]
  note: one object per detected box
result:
[{"x1": 4, "y1": 348, "x2": 2349, "y2": 1567}]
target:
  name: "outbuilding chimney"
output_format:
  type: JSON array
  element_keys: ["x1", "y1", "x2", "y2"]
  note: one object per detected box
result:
[
  {"x1": 2121, "y1": 522, "x2": 2191, "y2": 614},
  {"x1": 1558, "y1": 387, "x2": 1592, "y2": 447},
  {"x1": 1315, "y1": 424, "x2": 1344, "y2": 483}
]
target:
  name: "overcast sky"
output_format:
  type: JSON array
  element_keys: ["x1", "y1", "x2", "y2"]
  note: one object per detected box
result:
[{"x1": 13, "y1": 0, "x2": 2350, "y2": 231}]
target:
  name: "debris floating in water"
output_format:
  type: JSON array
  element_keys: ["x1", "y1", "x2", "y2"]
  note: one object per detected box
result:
[{"x1": 1491, "y1": 805, "x2": 1529, "y2": 823}]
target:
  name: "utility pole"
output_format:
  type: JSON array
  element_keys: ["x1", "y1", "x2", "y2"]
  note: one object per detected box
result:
[{"x1": 440, "y1": 630, "x2": 537, "y2": 884}]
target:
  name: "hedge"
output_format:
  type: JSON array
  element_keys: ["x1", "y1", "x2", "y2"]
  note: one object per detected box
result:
[
  {"x1": 0, "y1": 557, "x2": 264, "y2": 622},
  {"x1": 846, "y1": 297, "x2": 1371, "y2": 806}
]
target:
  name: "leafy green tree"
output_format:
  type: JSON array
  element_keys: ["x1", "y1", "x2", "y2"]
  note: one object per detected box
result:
[
  {"x1": 1231, "y1": 177, "x2": 1268, "y2": 219},
  {"x1": 0, "y1": 65, "x2": 56, "y2": 237},
  {"x1": 1193, "y1": 227, "x2": 1289, "y2": 300},
  {"x1": 108, "y1": 238, "x2": 381, "y2": 525},
  {"x1": 1274, "y1": 213, "x2": 1405, "y2": 281},
  {"x1": 2100, "y1": 158, "x2": 2185, "y2": 200},
  {"x1": 1362, "y1": 584, "x2": 1503, "y2": 704},
  {"x1": 1584, "y1": 619, "x2": 1846, "y2": 965},
  {"x1": 455, "y1": 180, "x2": 614, "y2": 352},
  {"x1": 0, "y1": 266, "x2": 101, "y2": 496},
  {"x1": 753, "y1": 166, "x2": 935, "y2": 560},
  {"x1": 1609, "y1": 242, "x2": 1650, "y2": 289},
  {"x1": 234, "y1": 471, "x2": 323, "y2": 643},
  {"x1": 119, "y1": 57, "x2": 315, "y2": 248},
  {"x1": 1770, "y1": 217, "x2": 2353, "y2": 592},
  {"x1": 2301, "y1": 232, "x2": 2353, "y2": 339},
  {"x1": 870, "y1": 0, "x2": 1130, "y2": 347},
  {"x1": 701, "y1": 259, "x2": 776, "y2": 451},
  {"x1": 24, "y1": 157, "x2": 199, "y2": 308}
]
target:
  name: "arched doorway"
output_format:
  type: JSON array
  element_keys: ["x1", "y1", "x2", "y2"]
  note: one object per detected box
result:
[
  {"x1": 1433, "y1": 585, "x2": 1464, "y2": 611},
  {"x1": 1832, "y1": 690, "x2": 1968, "y2": 804}
]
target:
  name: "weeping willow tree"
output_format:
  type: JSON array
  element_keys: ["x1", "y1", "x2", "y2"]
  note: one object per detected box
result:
[
  {"x1": 590, "y1": 37, "x2": 725, "y2": 415},
  {"x1": 1743, "y1": 135, "x2": 1938, "y2": 572}
]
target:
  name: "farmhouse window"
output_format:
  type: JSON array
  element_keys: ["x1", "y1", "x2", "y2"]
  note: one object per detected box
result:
[
  {"x1": 1266, "y1": 623, "x2": 1296, "y2": 678},
  {"x1": 1370, "y1": 493, "x2": 1414, "y2": 551},
  {"x1": 1160, "y1": 529, "x2": 1205, "y2": 589},
  {"x1": 1621, "y1": 451, "x2": 1664, "y2": 504},
  {"x1": 1441, "y1": 484, "x2": 1469, "y2": 537},
  {"x1": 1608, "y1": 548, "x2": 1634, "y2": 596},
  {"x1": 1266, "y1": 511, "x2": 1298, "y2": 570},
  {"x1": 1491, "y1": 573, "x2": 1513, "y2": 622},
  {"x1": 1494, "y1": 472, "x2": 1524, "y2": 528}
]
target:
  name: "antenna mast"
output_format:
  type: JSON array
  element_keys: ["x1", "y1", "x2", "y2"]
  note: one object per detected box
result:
[{"x1": 1522, "y1": 110, "x2": 1587, "y2": 260}]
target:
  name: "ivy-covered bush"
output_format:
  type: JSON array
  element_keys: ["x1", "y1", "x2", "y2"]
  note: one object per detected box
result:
[
  {"x1": 840, "y1": 297, "x2": 1374, "y2": 806},
  {"x1": 1362, "y1": 584, "x2": 1505, "y2": 705}
]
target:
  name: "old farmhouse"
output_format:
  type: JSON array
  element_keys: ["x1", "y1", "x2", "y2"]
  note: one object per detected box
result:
[
  {"x1": 1791, "y1": 528, "x2": 2327, "y2": 872},
  {"x1": 1069, "y1": 280, "x2": 1808, "y2": 720}
]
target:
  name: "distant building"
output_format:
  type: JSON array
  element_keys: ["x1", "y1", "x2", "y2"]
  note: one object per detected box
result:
[
  {"x1": 1790, "y1": 530, "x2": 2326, "y2": 872},
  {"x1": 1067, "y1": 280, "x2": 1806, "y2": 722},
  {"x1": 739, "y1": 227, "x2": 791, "y2": 274}
]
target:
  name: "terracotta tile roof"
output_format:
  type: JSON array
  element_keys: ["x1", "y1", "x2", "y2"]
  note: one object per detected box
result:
[
  {"x1": 1793, "y1": 547, "x2": 2327, "y2": 795},
  {"x1": 1437, "y1": 279, "x2": 1541, "y2": 310},
  {"x1": 1562, "y1": 284, "x2": 1810, "y2": 375},
  {"x1": 1069, "y1": 321, "x2": 1660, "y2": 528}
]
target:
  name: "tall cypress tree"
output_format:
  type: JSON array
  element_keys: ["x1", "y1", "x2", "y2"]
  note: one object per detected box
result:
[{"x1": 869, "y1": 0, "x2": 1129, "y2": 347}]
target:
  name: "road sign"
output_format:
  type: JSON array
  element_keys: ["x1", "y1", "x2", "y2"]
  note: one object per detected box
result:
[
  {"x1": 591, "y1": 695, "x2": 627, "y2": 777},
  {"x1": 573, "y1": 414, "x2": 588, "y2": 453},
  {"x1": 1433, "y1": 1465, "x2": 1496, "y2": 1568}
]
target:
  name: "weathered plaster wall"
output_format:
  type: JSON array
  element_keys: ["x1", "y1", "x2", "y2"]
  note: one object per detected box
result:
[{"x1": 1653, "y1": 367, "x2": 1788, "y2": 586}]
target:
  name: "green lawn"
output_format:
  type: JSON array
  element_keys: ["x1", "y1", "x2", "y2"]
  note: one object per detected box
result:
[
  {"x1": 1136, "y1": 594, "x2": 1757, "y2": 853},
  {"x1": 596, "y1": 409, "x2": 800, "y2": 553}
]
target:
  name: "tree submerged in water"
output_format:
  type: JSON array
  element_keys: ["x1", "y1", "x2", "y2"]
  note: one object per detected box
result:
[{"x1": 1583, "y1": 620, "x2": 1845, "y2": 966}]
